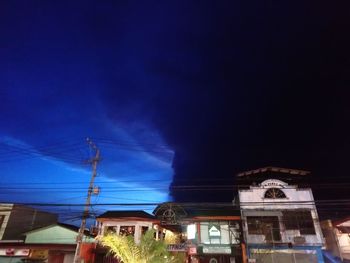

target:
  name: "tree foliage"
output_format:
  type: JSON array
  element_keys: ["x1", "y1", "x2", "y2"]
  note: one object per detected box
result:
[{"x1": 98, "y1": 229, "x2": 185, "y2": 263}]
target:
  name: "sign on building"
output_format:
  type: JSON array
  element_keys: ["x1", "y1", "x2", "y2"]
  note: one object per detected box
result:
[
  {"x1": 209, "y1": 224, "x2": 221, "y2": 238},
  {"x1": 203, "y1": 246, "x2": 231, "y2": 254}
]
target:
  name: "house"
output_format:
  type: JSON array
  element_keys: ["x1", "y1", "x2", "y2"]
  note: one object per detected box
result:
[
  {"x1": 0, "y1": 203, "x2": 57, "y2": 262},
  {"x1": 237, "y1": 167, "x2": 324, "y2": 263},
  {"x1": 0, "y1": 203, "x2": 57, "y2": 242},
  {"x1": 23, "y1": 223, "x2": 95, "y2": 263},
  {"x1": 0, "y1": 204, "x2": 94, "y2": 263},
  {"x1": 94, "y1": 205, "x2": 245, "y2": 263},
  {"x1": 94, "y1": 210, "x2": 160, "y2": 262},
  {"x1": 95, "y1": 210, "x2": 158, "y2": 243},
  {"x1": 154, "y1": 202, "x2": 245, "y2": 263},
  {"x1": 321, "y1": 218, "x2": 350, "y2": 262}
]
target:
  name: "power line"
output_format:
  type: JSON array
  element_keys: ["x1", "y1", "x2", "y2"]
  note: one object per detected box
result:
[
  {"x1": 0, "y1": 183, "x2": 347, "y2": 188},
  {"x1": 0, "y1": 139, "x2": 92, "y2": 164},
  {"x1": 3, "y1": 199, "x2": 350, "y2": 207},
  {"x1": 0, "y1": 137, "x2": 174, "y2": 164}
]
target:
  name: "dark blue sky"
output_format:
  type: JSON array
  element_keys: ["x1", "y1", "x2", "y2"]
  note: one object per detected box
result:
[{"x1": 1, "y1": 1, "x2": 350, "y2": 221}]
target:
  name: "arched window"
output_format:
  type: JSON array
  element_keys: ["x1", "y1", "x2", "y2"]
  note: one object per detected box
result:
[{"x1": 264, "y1": 188, "x2": 286, "y2": 199}]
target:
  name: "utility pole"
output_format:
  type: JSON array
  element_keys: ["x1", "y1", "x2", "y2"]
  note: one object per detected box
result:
[{"x1": 73, "y1": 138, "x2": 100, "y2": 263}]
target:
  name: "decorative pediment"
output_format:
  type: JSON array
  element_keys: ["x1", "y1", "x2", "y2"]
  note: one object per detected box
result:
[
  {"x1": 264, "y1": 188, "x2": 287, "y2": 199},
  {"x1": 260, "y1": 179, "x2": 288, "y2": 188},
  {"x1": 153, "y1": 202, "x2": 187, "y2": 225}
]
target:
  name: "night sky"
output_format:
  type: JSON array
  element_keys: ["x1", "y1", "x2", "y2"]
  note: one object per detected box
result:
[{"x1": 1, "y1": 1, "x2": 350, "y2": 221}]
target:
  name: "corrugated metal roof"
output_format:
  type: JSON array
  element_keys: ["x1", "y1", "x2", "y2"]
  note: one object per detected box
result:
[{"x1": 97, "y1": 210, "x2": 155, "y2": 219}]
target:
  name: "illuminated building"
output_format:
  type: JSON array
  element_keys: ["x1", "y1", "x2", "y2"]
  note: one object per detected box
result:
[{"x1": 237, "y1": 167, "x2": 324, "y2": 263}]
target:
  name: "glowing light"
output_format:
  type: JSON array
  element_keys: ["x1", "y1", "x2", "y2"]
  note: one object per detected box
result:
[{"x1": 187, "y1": 224, "x2": 196, "y2": 239}]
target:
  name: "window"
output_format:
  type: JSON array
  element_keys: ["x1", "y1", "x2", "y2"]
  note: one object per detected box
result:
[
  {"x1": 0, "y1": 215, "x2": 4, "y2": 228},
  {"x1": 264, "y1": 188, "x2": 286, "y2": 199},
  {"x1": 283, "y1": 210, "x2": 315, "y2": 235},
  {"x1": 119, "y1": 226, "x2": 135, "y2": 236},
  {"x1": 141, "y1": 226, "x2": 149, "y2": 235},
  {"x1": 199, "y1": 221, "x2": 237, "y2": 245},
  {"x1": 105, "y1": 226, "x2": 118, "y2": 234},
  {"x1": 247, "y1": 216, "x2": 281, "y2": 241},
  {"x1": 229, "y1": 221, "x2": 241, "y2": 244}
]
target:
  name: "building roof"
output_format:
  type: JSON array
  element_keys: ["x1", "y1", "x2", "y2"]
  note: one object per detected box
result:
[
  {"x1": 185, "y1": 205, "x2": 240, "y2": 218},
  {"x1": 0, "y1": 204, "x2": 58, "y2": 241},
  {"x1": 97, "y1": 210, "x2": 155, "y2": 219},
  {"x1": 24, "y1": 222, "x2": 93, "y2": 237},
  {"x1": 332, "y1": 217, "x2": 350, "y2": 227},
  {"x1": 57, "y1": 223, "x2": 79, "y2": 232},
  {"x1": 186, "y1": 209, "x2": 240, "y2": 218},
  {"x1": 153, "y1": 202, "x2": 240, "y2": 222},
  {"x1": 237, "y1": 166, "x2": 310, "y2": 177},
  {"x1": 236, "y1": 167, "x2": 311, "y2": 187}
]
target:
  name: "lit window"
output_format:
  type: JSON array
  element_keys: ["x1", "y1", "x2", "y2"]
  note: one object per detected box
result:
[
  {"x1": 119, "y1": 226, "x2": 135, "y2": 236},
  {"x1": 246, "y1": 216, "x2": 281, "y2": 241},
  {"x1": 187, "y1": 224, "x2": 196, "y2": 239},
  {"x1": 105, "y1": 226, "x2": 118, "y2": 234}
]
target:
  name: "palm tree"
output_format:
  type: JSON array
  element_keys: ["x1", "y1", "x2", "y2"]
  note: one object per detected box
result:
[{"x1": 98, "y1": 229, "x2": 185, "y2": 263}]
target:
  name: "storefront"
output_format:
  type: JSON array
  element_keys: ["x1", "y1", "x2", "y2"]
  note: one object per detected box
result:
[
  {"x1": 190, "y1": 244, "x2": 242, "y2": 263},
  {"x1": 153, "y1": 202, "x2": 246, "y2": 263},
  {"x1": 0, "y1": 247, "x2": 30, "y2": 263},
  {"x1": 248, "y1": 245, "x2": 324, "y2": 263},
  {"x1": 0, "y1": 245, "x2": 74, "y2": 263}
]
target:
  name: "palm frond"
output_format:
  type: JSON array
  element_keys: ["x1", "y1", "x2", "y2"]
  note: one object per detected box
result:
[{"x1": 98, "y1": 230, "x2": 184, "y2": 263}]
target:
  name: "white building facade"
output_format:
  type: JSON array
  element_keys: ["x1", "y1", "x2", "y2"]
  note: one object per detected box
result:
[
  {"x1": 238, "y1": 174, "x2": 324, "y2": 263},
  {"x1": 321, "y1": 218, "x2": 350, "y2": 262}
]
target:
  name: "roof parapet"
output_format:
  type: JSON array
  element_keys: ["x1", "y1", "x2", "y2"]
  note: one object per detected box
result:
[{"x1": 237, "y1": 166, "x2": 310, "y2": 177}]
